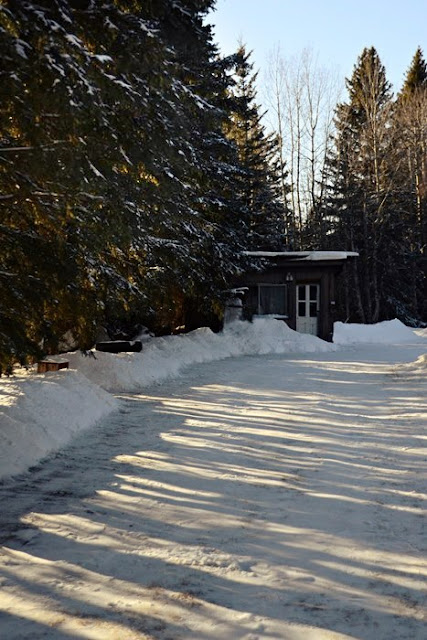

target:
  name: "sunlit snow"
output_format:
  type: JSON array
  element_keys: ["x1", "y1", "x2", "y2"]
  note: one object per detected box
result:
[{"x1": 0, "y1": 319, "x2": 426, "y2": 639}]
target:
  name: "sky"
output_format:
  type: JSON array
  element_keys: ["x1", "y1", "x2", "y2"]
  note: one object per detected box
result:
[{"x1": 208, "y1": 0, "x2": 427, "y2": 99}]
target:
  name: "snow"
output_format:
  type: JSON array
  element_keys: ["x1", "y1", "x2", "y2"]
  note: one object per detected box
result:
[
  {"x1": 333, "y1": 318, "x2": 425, "y2": 344},
  {"x1": 15, "y1": 39, "x2": 30, "y2": 59},
  {"x1": 64, "y1": 33, "x2": 84, "y2": 48},
  {"x1": 0, "y1": 326, "x2": 426, "y2": 639},
  {"x1": 398, "y1": 352, "x2": 427, "y2": 375},
  {"x1": 104, "y1": 73, "x2": 136, "y2": 93},
  {"x1": 245, "y1": 251, "x2": 359, "y2": 260},
  {"x1": 0, "y1": 319, "x2": 333, "y2": 482},
  {"x1": 300, "y1": 251, "x2": 359, "y2": 261},
  {"x1": 87, "y1": 159, "x2": 105, "y2": 180},
  {"x1": 68, "y1": 318, "x2": 335, "y2": 394},
  {"x1": 1, "y1": 318, "x2": 425, "y2": 483},
  {"x1": 91, "y1": 54, "x2": 113, "y2": 63},
  {"x1": 0, "y1": 370, "x2": 117, "y2": 479}
]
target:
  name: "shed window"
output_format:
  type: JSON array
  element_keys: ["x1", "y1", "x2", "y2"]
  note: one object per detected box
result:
[{"x1": 258, "y1": 284, "x2": 288, "y2": 316}]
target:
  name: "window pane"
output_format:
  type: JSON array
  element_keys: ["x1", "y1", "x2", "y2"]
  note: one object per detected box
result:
[
  {"x1": 309, "y1": 302, "x2": 317, "y2": 317},
  {"x1": 259, "y1": 286, "x2": 287, "y2": 315},
  {"x1": 298, "y1": 285, "x2": 306, "y2": 300},
  {"x1": 310, "y1": 285, "x2": 318, "y2": 301},
  {"x1": 298, "y1": 301, "x2": 306, "y2": 317}
]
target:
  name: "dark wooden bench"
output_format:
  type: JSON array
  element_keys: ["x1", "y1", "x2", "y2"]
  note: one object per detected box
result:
[{"x1": 95, "y1": 341, "x2": 143, "y2": 353}]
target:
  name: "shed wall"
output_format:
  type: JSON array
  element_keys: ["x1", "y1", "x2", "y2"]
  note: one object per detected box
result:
[{"x1": 236, "y1": 260, "x2": 343, "y2": 341}]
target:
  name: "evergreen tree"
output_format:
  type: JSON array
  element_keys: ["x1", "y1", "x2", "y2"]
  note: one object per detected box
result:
[
  {"x1": 399, "y1": 46, "x2": 427, "y2": 99},
  {"x1": 225, "y1": 45, "x2": 288, "y2": 251},
  {"x1": 0, "y1": 0, "x2": 256, "y2": 368},
  {"x1": 0, "y1": 0, "x2": 169, "y2": 366},
  {"x1": 140, "y1": 1, "x2": 252, "y2": 331},
  {"x1": 394, "y1": 47, "x2": 427, "y2": 319},
  {"x1": 397, "y1": 48, "x2": 427, "y2": 249},
  {"x1": 323, "y1": 47, "x2": 413, "y2": 323}
]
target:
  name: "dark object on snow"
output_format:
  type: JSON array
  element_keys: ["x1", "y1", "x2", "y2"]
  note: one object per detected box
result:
[
  {"x1": 95, "y1": 341, "x2": 143, "y2": 353},
  {"x1": 38, "y1": 360, "x2": 69, "y2": 373}
]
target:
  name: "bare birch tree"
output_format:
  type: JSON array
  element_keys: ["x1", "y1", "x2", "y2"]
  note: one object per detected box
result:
[{"x1": 263, "y1": 47, "x2": 342, "y2": 247}]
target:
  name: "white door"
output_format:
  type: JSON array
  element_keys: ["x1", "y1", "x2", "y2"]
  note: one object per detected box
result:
[{"x1": 296, "y1": 284, "x2": 319, "y2": 335}]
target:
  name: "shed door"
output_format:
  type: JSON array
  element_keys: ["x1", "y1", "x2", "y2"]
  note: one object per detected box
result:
[{"x1": 296, "y1": 284, "x2": 319, "y2": 335}]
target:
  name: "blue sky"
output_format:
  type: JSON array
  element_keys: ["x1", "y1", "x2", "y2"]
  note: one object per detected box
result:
[{"x1": 208, "y1": 0, "x2": 427, "y2": 95}]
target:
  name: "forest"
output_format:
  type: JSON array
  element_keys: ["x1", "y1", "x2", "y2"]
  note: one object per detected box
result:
[{"x1": 0, "y1": 0, "x2": 426, "y2": 372}]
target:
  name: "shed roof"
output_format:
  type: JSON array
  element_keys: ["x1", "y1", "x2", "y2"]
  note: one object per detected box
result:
[{"x1": 245, "y1": 251, "x2": 359, "y2": 261}]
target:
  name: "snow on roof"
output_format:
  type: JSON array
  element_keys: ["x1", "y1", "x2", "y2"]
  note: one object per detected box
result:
[{"x1": 245, "y1": 251, "x2": 359, "y2": 261}]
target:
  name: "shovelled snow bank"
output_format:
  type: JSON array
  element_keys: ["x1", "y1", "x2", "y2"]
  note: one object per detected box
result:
[
  {"x1": 0, "y1": 370, "x2": 117, "y2": 479},
  {"x1": 1, "y1": 317, "x2": 425, "y2": 480},
  {"x1": 0, "y1": 318, "x2": 334, "y2": 479},
  {"x1": 333, "y1": 318, "x2": 424, "y2": 345},
  {"x1": 68, "y1": 318, "x2": 336, "y2": 393}
]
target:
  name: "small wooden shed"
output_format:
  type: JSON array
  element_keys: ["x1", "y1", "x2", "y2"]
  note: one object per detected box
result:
[{"x1": 233, "y1": 251, "x2": 358, "y2": 342}]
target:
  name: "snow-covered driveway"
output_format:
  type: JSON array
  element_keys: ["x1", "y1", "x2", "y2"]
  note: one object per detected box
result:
[{"x1": 0, "y1": 344, "x2": 426, "y2": 639}]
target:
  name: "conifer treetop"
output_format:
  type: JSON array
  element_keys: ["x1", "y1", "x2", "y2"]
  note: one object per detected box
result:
[{"x1": 400, "y1": 46, "x2": 427, "y2": 99}]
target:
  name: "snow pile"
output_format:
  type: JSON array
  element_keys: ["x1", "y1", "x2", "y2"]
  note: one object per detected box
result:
[
  {"x1": 5, "y1": 317, "x2": 424, "y2": 480},
  {"x1": 225, "y1": 317, "x2": 335, "y2": 356},
  {"x1": 0, "y1": 318, "x2": 334, "y2": 479},
  {"x1": 0, "y1": 370, "x2": 117, "y2": 479},
  {"x1": 68, "y1": 318, "x2": 335, "y2": 393},
  {"x1": 398, "y1": 352, "x2": 427, "y2": 374},
  {"x1": 333, "y1": 318, "x2": 423, "y2": 345}
]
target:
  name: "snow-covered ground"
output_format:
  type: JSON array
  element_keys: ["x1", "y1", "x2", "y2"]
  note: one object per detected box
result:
[
  {"x1": 0, "y1": 319, "x2": 426, "y2": 639},
  {"x1": 0, "y1": 318, "x2": 427, "y2": 478},
  {"x1": 1, "y1": 318, "x2": 425, "y2": 481},
  {"x1": 1, "y1": 318, "x2": 336, "y2": 479}
]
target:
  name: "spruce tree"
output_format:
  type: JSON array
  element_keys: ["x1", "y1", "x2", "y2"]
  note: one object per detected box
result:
[
  {"x1": 399, "y1": 46, "x2": 427, "y2": 99},
  {"x1": 141, "y1": 1, "x2": 251, "y2": 330},
  {"x1": 323, "y1": 47, "x2": 413, "y2": 323},
  {"x1": 225, "y1": 45, "x2": 288, "y2": 251},
  {"x1": 0, "y1": 0, "x2": 166, "y2": 363},
  {"x1": 394, "y1": 47, "x2": 427, "y2": 320},
  {"x1": 0, "y1": 0, "x2": 256, "y2": 367}
]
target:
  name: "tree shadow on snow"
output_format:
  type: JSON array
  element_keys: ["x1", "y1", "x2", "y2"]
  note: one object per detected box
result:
[{"x1": 0, "y1": 348, "x2": 426, "y2": 639}]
